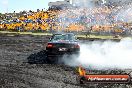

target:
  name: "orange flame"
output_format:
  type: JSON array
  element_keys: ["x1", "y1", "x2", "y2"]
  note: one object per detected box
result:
[{"x1": 78, "y1": 66, "x2": 86, "y2": 76}]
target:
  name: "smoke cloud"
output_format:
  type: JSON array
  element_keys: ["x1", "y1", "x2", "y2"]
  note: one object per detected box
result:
[
  {"x1": 72, "y1": 0, "x2": 94, "y2": 8},
  {"x1": 64, "y1": 38, "x2": 132, "y2": 69},
  {"x1": 57, "y1": 0, "x2": 132, "y2": 69}
]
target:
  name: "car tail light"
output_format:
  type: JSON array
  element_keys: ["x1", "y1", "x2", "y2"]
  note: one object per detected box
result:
[
  {"x1": 75, "y1": 44, "x2": 80, "y2": 48},
  {"x1": 47, "y1": 43, "x2": 54, "y2": 48}
]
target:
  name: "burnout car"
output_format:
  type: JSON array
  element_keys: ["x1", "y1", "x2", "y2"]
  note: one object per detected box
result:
[{"x1": 46, "y1": 33, "x2": 80, "y2": 63}]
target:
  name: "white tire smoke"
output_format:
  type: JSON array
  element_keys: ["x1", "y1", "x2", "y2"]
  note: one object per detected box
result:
[{"x1": 64, "y1": 38, "x2": 132, "y2": 69}]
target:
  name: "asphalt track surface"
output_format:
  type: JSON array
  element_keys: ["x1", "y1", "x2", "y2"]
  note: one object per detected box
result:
[{"x1": 0, "y1": 33, "x2": 132, "y2": 88}]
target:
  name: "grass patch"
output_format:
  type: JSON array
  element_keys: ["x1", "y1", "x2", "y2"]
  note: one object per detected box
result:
[
  {"x1": 76, "y1": 34, "x2": 122, "y2": 39},
  {"x1": 0, "y1": 31, "x2": 52, "y2": 36},
  {"x1": 0, "y1": 31, "x2": 124, "y2": 40}
]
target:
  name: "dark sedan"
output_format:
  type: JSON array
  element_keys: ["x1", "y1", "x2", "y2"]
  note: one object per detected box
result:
[{"x1": 46, "y1": 33, "x2": 80, "y2": 63}]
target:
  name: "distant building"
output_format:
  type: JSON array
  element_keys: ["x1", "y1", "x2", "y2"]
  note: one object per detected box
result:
[
  {"x1": 48, "y1": 0, "x2": 71, "y2": 7},
  {"x1": 48, "y1": 0, "x2": 74, "y2": 10},
  {"x1": 48, "y1": 0, "x2": 107, "y2": 9},
  {"x1": 48, "y1": 0, "x2": 96, "y2": 8},
  {"x1": 49, "y1": 0, "x2": 132, "y2": 9}
]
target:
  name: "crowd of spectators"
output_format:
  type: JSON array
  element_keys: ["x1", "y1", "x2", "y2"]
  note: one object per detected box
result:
[
  {"x1": 0, "y1": 9, "x2": 60, "y2": 32},
  {"x1": 0, "y1": 4, "x2": 132, "y2": 35}
]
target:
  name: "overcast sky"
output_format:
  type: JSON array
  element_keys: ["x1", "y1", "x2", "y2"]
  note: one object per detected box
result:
[{"x1": 0, "y1": 0, "x2": 64, "y2": 13}]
